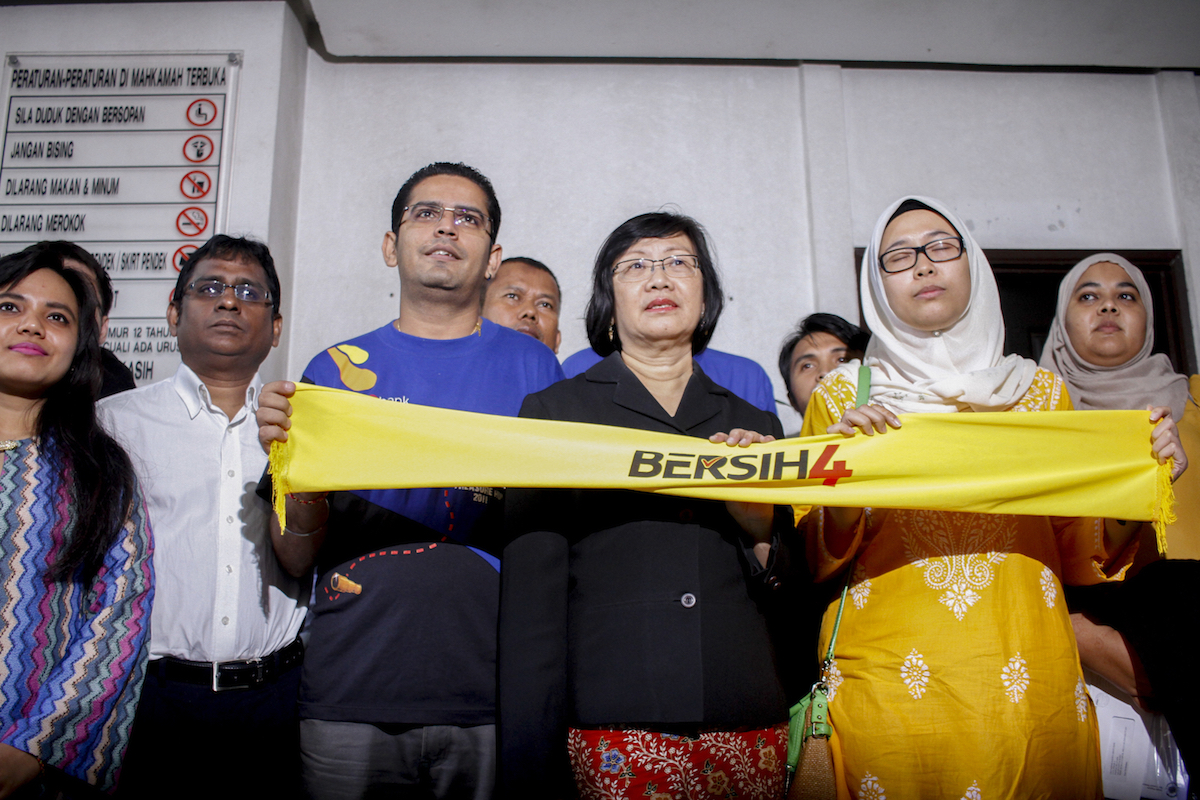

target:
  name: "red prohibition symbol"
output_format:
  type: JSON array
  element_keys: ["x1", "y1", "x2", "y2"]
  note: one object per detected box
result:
[
  {"x1": 180, "y1": 170, "x2": 212, "y2": 199},
  {"x1": 186, "y1": 98, "x2": 218, "y2": 127},
  {"x1": 173, "y1": 245, "x2": 198, "y2": 271},
  {"x1": 176, "y1": 207, "x2": 209, "y2": 237},
  {"x1": 183, "y1": 134, "x2": 215, "y2": 163}
]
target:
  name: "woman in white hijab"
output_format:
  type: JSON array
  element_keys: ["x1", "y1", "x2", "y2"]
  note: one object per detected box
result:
[
  {"x1": 799, "y1": 197, "x2": 1183, "y2": 799},
  {"x1": 1041, "y1": 253, "x2": 1199, "y2": 780}
]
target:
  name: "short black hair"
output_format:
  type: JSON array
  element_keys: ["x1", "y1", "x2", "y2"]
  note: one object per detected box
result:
[
  {"x1": 485, "y1": 256, "x2": 562, "y2": 302},
  {"x1": 391, "y1": 162, "x2": 501, "y2": 245},
  {"x1": 31, "y1": 241, "x2": 113, "y2": 315},
  {"x1": 585, "y1": 212, "x2": 723, "y2": 356},
  {"x1": 778, "y1": 313, "x2": 870, "y2": 399},
  {"x1": 171, "y1": 235, "x2": 282, "y2": 316}
]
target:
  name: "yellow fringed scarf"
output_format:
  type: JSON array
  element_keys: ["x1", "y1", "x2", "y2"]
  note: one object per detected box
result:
[{"x1": 269, "y1": 384, "x2": 1175, "y2": 554}]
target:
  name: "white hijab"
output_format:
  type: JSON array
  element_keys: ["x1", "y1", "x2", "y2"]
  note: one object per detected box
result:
[
  {"x1": 1039, "y1": 253, "x2": 1189, "y2": 419},
  {"x1": 856, "y1": 196, "x2": 1039, "y2": 414}
]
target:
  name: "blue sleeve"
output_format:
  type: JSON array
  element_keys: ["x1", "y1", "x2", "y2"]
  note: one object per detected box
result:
[
  {"x1": 533, "y1": 350, "x2": 565, "y2": 393},
  {"x1": 560, "y1": 348, "x2": 601, "y2": 379},
  {"x1": 696, "y1": 351, "x2": 778, "y2": 414},
  {"x1": 745, "y1": 365, "x2": 777, "y2": 414}
]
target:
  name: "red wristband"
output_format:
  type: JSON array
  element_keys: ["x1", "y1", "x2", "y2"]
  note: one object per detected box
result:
[{"x1": 286, "y1": 492, "x2": 328, "y2": 505}]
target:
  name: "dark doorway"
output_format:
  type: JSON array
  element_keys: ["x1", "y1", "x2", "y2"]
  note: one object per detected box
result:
[{"x1": 992, "y1": 251, "x2": 1193, "y2": 373}]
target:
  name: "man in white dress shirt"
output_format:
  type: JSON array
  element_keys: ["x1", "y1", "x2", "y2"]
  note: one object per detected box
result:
[{"x1": 100, "y1": 235, "x2": 307, "y2": 798}]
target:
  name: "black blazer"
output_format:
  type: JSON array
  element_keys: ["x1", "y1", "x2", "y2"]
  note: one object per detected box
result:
[{"x1": 498, "y1": 354, "x2": 792, "y2": 796}]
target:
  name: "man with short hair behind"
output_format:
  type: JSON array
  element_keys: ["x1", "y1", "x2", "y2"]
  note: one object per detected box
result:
[
  {"x1": 256, "y1": 162, "x2": 564, "y2": 799},
  {"x1": 32, "y1": 240, "x2": 136, "y2": 396},
  {"x1": 481, "y1": 256, "x2": 561, "y2": 353},
  {"x1": 775, "y1": 312, "x2": 868, "y2": 702},
  {"x1": 100, "y1": 235, "x2": 307, "y2": 799},
  {"x1": 779, "y1": 312, "x2": 869, "y2": 415}
]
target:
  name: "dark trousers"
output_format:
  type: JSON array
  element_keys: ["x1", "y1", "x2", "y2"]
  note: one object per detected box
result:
[
  {"x1": 115, "y1": 657, "x2": 302, "y2": 799},
  {"x1": 299, "y1": 720, "x2": 495, "y2": 800}
]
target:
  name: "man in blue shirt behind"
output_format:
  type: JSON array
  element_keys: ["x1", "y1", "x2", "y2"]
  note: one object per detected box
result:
[
  {"x1": 257, "y1": 162, "x2": 563, "y2": 799},
  {"x1": 561, "y1": 345, "x2": 777, "y2": 413}
]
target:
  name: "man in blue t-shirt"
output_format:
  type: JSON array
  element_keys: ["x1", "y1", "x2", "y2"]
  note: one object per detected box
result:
[{"x1": 257, "y1": 163, "x2": 563, "y2": 800}]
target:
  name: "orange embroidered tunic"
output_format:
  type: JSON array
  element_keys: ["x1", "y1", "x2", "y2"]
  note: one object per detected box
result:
[{"x1": 800, "y1": 369, "x2": 1134, "y2": 800}]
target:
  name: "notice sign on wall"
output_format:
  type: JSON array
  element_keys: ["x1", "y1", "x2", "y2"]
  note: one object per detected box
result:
[{"x1": 0, "y1": 52, "x2": 240, "y2": 384}]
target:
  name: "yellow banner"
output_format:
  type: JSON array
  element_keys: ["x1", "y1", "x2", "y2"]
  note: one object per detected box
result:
[{"x1": 270, "y1": 384, "x2": 1174, "y2": 548}]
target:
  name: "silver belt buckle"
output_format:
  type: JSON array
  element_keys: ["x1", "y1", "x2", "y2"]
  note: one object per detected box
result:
[{"x1": 211, "y1": 657, "x2": 261, "y2": 692}]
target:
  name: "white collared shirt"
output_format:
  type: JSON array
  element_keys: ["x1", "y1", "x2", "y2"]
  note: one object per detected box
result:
[{"x1": 100, "y1": 364, "x2": 308, "y2": 662}]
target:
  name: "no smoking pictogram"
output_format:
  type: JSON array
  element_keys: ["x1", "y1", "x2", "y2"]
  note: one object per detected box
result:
[
  {"x1": 183, "y1": 134, "x2": 214, "y2": 163},
  {"x1": 173, "y1": 245, "x2": 197, "y2": 271},
  {"x1": 176, "y1": 207, "x2": 209, "y2": 237},
  {"x1": 180, "y1": 170, "x2": 212, "y2": 199},
  {"x1": 186, "y1": 98, "x2": 218, "y2": 127}
]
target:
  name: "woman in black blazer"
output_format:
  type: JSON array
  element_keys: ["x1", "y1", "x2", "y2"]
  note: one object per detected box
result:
[{"x1": 498, "y1": 212, "x2": 793, "y2": 800}]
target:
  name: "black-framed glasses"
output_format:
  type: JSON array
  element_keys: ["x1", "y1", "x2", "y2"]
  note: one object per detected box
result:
[
  {"x1": 612, "y1": 255, "x2": 700, "y2": 284},
  {"x1": 878, "y1": 237, "x2": 964, "y2": 274},
  {"x1": 186, "y1": 280, "x2": 272, "y2": 304},
  {"x1": 401, "y1": 203, "x2": 491, "y2": 234}
]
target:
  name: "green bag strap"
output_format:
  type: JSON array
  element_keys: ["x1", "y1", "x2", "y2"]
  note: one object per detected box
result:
[
  {"x1": 822, "y1": 565, "x2": 853, "y2": 665},
  {"x1": 787, "y1": 558, "x2": 856, "y2": 773},
  {"x1": 786, "y1": 365, "x2": 870, "y2": 778},
  {"x1": 855, "y1": 363, "x2": 872, "y2": 407}
]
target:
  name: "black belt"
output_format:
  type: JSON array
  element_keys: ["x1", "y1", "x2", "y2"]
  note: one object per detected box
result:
[{"x1": 155, "y1": 638, "x2": 304, "y2": 692}]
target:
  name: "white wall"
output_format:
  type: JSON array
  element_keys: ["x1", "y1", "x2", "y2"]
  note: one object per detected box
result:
[
  {"x1": 837, "y1": 67, "x2": 1200, "y2": 364},
  {"x1": 0, "y1": 1, "x2": 305, "y2": 382},
  {"x1": 311, "y1": 0, "x2": 1200, "y2": 69},
  {"x1": 287, "y1": 57, "x2": 1200, "y2": 429},
  {"x1": 4, "y1": 1, "x2": 1199, "y2": 433},
  {"x1": 842, "y1": 69, "x2": 1177, "y2": 248},
  {"x1": 287, "y1": 59, "x2": 810, "y2": 412}
]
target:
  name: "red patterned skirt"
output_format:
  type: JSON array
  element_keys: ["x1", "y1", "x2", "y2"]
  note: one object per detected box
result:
[{"x1": 568, "y1": 723, "x2": 788, "y2": 799}]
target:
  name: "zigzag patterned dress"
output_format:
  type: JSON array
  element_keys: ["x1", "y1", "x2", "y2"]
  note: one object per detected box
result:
[{"x1": 0, "y1": 438, "x2": 153, "y2": 792}]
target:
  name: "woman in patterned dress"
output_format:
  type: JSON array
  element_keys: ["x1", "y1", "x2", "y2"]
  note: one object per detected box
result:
[
  {"x1": 0, "y1": 247, "x2": 153, "y2": 796},
  {"x1": 799, "y1": 197, "x2": 1184, "y2": 799}
]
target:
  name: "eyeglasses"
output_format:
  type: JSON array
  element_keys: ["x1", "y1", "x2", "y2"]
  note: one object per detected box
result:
[
  {"x1": 612, "y1": 255, "x2": 700, "y2": 284},
  {"x1": 878, "y1": 237, "x2": 964, "y2": 274},
  {"x1": 186, "y1": 280, "x2": 272, "y2": 304},
  {"x1": 401, "y1": 203, "x2": 491, "y2": 234}
]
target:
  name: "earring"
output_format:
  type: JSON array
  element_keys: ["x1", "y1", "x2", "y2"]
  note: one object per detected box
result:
[{"x1": 608, "y1": 323, "x2": 615, "y2": 343}]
